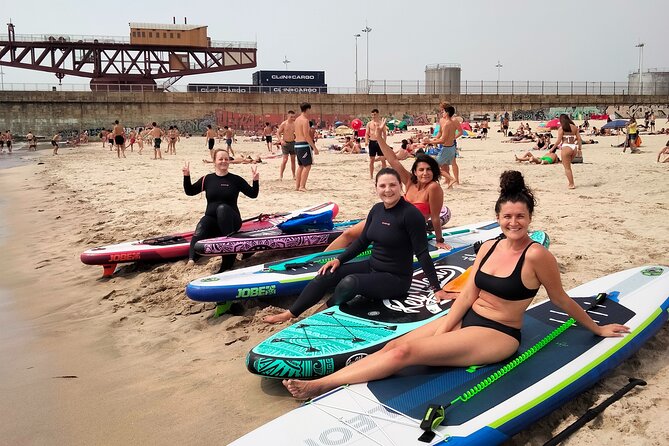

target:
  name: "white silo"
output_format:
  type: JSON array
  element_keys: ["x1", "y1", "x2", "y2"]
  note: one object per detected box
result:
[
  {"x1": 425, "y1": 64, "x2": 461, "y2": 94},
  {"x1": 628, "y1": 69, "x2": 669, "y2": 95}
]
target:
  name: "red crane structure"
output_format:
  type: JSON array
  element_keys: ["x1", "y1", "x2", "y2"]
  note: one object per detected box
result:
[{"x1": 0, "y1": 22, "x2": 257, "y2": 91}]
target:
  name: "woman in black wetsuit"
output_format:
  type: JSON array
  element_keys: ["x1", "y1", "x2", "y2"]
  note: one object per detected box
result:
[
  {"x1": 264, "y1": 167, "x2": 450, "y2": 324},
  {"x1": 281, "y1": 170, "x2": 630, "y2": 400},
  {"x1": 183, "y1": 148, "x2": 259, "y2": 272}
]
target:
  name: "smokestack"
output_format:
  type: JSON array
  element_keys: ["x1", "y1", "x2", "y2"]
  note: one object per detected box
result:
[
  {"x1": 173, "y1": 17, "x2": 175, "y2": 24},
  {"x1": 184, "y1": 17, "x2": 187, "y2": 24}
]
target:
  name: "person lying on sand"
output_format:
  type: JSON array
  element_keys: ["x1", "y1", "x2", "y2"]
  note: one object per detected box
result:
[
  {"x1": 657, "y1": 140, "x2": 669, "y2": 163},
  {"x1": 515, "y1": 146, "x2": 560, "y2": 164}
]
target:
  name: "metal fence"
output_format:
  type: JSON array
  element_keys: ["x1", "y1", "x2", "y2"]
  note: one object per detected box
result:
[{"x1": 1, "y1": 80, "x2": 668, "y2": 95}]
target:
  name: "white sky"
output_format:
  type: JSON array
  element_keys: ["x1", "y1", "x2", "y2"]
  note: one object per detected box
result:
[{"x1": 1, "y1": 0, "x2": 667, "y2": 88}]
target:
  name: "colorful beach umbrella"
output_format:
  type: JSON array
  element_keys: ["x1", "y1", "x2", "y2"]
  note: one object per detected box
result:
[
  {"x1": 545, "y1": 118, "x2": 560, "y2": 129},
  {"x1": 601, "y1": 119, "x2": 629, "y2": 130}
]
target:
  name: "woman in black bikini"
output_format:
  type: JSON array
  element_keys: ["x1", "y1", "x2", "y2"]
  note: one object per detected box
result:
[{"x1": 283, "y1": 170, "x2": 630, "y2": 399}]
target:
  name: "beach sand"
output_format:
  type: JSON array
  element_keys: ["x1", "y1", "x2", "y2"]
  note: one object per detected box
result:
[{"x1": 0, "y1": 121, "x2": 668, "y2": 445}]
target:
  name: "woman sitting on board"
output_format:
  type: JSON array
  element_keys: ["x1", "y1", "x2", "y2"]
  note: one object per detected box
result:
[
  {"x1": 263, "y1": 167, "x2": 450, "y2": 324},
  {"x1": 282, "y1": 170, "x2": 630, "y2": 399},
  {"x1": 326, "y1": 122, "x2": 451, "y2": 252},
  {"x1": 183, "y1": 148, "x2": 259, "y2": 273}
]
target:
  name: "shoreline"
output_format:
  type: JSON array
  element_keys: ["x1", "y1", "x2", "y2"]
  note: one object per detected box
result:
[{"x1": 0, "y1": 123, "x2": 667, "y2": 445}]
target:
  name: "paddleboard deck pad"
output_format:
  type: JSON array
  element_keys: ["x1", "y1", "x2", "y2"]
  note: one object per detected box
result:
[
  {"x1": 231, "y1": 265, "x2": 669, "y2": 446},
  {"x1": 246, "y1": 230, "x2": 549, "y2": 380},
  {"x1": 185, "y1": 220, "x2": 505, "y2": 303},
  {"x1": 80, "y1": 202, "x2": 338, "y2": 277}
]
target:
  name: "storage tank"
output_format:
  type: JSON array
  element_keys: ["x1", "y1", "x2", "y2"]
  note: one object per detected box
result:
[
  {"x1": 628, "y1": 69, "x2": 669, "y2": 95},
  {"x1": 425, "y1": 64, "x2": 461, "y2": 94}
]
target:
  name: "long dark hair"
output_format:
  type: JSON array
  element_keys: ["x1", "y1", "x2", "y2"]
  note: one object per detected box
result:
[
  {"x1": 559, "y1": 114, "x2": 574, "y2": 132},
  {"x1": 495, "y1": 170, "x2": 536, "y2": 216},
  {"x1": 410, "y1": 154, "x2": 441, "y2": 184}
]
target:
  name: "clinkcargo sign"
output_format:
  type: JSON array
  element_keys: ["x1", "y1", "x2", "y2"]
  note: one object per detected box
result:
[{"x1": 252, "y1": 70, "x2": 326, "y2": 87}]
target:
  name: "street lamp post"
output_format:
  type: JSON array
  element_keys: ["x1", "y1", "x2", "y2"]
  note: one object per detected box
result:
[
  {"x1": 362, "y1": 25, "x2": 372, "y2": 93},
  {"x1": 635, "y1": 42, "x2": 644, "y2": 95},
  {"x1": 354, "y1": 34, "x2": 360, "y2": 93},
  {"x1": 495, "y1": 60, "x2": 503, "y2": 82},
  {"x1": 282, "y1": 55, "x2": 290, "y2": 71}
]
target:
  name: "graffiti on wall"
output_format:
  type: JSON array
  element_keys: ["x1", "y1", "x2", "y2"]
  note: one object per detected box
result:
[{"x1": 606, "y1": 104, "x2": 669, "y2": 119}]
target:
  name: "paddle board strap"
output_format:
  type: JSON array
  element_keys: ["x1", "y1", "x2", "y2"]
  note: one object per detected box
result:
[
  {"x1": 418, "y1": 292, "x2": 608, "y2": 442},
  {"x1": 543, "y1": 377, "x2": 647, "y2": 446}
]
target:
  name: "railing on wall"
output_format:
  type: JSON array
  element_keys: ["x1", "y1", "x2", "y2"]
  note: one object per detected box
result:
[{"x1": 0, "y1": 80, "x2": 668, "y2": 95}]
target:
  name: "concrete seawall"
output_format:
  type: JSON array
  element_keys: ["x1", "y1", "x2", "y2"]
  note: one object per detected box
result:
[{"x1": 1, "y1": 91, "x2": 667, "y2": 136}]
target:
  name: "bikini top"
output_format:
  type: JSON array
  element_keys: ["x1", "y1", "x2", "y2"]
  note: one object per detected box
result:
[
  {"x1": 404, "y1": 194, "x2": 431, "y2": 217},
  {"x1": 474, "y1": 239, "x2": 539, "y2": 301}
]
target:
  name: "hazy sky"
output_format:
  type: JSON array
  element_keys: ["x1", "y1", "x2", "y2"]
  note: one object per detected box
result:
[{"x1": 1, "y1": 0, "x2": 667, "y2": 88}]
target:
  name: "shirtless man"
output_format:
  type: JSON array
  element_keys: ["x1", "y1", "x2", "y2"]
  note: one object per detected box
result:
[
  {"x1": 100, "y1": 129, "x2": 108, "y2": 148},
  {"x1": 365, "y1": 109, "x2": 387, "y2": 179},
  {"x1": 277, "y1": 111, "x2": 297, "y2": 180},
  {"x1": 51, "y1": 133, "x2": 61, "y2": 155},
  {"x1": 261, "y1": 122, "x2": 274, "y2": 152},
  {"x1": 294, "y1": 102, "x2": 319, "y2": 192},
  {"x1": 112, "y1": 119, "x2": 126, "y2": 158},
  {"x1": 217, "y1": 127, "x2": 224, "y2": 143},
  {"x1": 149, "y1": 122, "x2": 164, "y2": 160},
  {"x1": 26, "y1": 131, "x2": 37, "y2": 151},
  {"x1": 480, "y1": 118, "x2": 489, "y2": 140},
  {"x1": 425, "y1": 102, "x2": 462, "y2": 187},
  {"x1": 340, "y1": 136, "x2": 355, "y2": 153},
  {"x1": 126, "y1": 129, "x2": 137, "y2": 152},
  {"x1": 4, "y1": 130, "x2": 12, "y2": 153},
  {"x1": 224, "y1": 126, "x2": 235, "y2": 156},
  {"x1": 205, "y1": 125, "x2": 216, "y2": 154}
]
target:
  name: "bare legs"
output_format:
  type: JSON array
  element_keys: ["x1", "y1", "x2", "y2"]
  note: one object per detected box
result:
[
  {"x1": 295, "y1": 164, "x2": 312, "y2": 191},
  {"x1": 282, "y1": 323, "x2": 519, "y2": 400},
  {"x1": 369, "y1": 156, "x2": 386, "y2": 179},
  {"x1": 561, "y1": 147, "x2": 575, "y2": 189},
  {"x1": 280, "y1": 154, "x2": 296, "y2": 180}
]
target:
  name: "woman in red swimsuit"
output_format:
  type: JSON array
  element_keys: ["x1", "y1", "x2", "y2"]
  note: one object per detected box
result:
[{"x1": 326, "y1": 126, "x2": 450, "y2": 251}]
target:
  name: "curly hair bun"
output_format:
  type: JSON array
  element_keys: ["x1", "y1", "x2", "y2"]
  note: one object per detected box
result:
[
  {"x1": 496, "y1": 170, "x2": 536, "y2": 215},
  {"x1": 499, "y1": 170, "x2": 527, "y2": 195}
]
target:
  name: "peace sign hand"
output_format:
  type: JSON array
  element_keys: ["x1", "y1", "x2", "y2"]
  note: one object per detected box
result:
[
  {"x1": 250, "y1": 165, "x2": 259, "y2": 181},
  {"x1": 182, "y1": 161, "x2": 190, "y2": 176}
]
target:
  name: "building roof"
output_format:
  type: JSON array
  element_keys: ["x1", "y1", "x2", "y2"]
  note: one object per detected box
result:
[{"x1": 129, "y1": 23, "x2": 206, "y2": 31}]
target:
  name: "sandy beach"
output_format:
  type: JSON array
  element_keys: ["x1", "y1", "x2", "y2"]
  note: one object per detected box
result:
[{"x1": 0, "y1": 121, "x2": 668, "y2": 445}]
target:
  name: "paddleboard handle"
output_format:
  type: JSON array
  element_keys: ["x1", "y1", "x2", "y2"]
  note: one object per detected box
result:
[{"x1": 543, "y1": 377, "x2": 647, "y2": 446}]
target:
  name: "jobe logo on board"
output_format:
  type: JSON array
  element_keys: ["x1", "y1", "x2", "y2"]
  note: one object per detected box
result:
[
  {"x1": 235, "y1": 285, "x2": 277, "y2": 299},
  {"x1": 108, "y1": 253, "x2": 141, "y2": 262}
]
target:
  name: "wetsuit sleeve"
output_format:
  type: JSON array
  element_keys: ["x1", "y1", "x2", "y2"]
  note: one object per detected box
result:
[
  {"x1": 239, "y1": 179, "x2": 259, "y2": 199},
  {"x1": 407, "y1": 209, "x2": 441, "y2": 289},
  {"x1": 336, "y1": 210, "x2": 373, "y2": 264},
  {"x1": 183, "y1": 175, "x2": 205, "y2": 196}
]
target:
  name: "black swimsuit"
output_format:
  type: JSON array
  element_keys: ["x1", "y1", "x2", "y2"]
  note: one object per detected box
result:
[{"x1": 462, "y1": 239, "x2": 540, "y2": 343}]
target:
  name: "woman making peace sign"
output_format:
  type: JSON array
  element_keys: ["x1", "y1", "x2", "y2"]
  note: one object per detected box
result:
[{"x1": 183, "y1": 148, "x2": 259, "y2": 272}]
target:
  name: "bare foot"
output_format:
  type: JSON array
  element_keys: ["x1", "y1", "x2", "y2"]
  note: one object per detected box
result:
[
  {"x1": 568, "y1": 184, "x2": 576, "y2": 189},
  {"x1": 186, "y1": 259, "x2": 195, "y2": 268},
  {"x1": 446, "y1": 179, "x2": 457, "y2": 189},
  {"x1": 263, "y1": 311, "x2": 294, "y2": 324},
  {"x1": 282, "y1": 379, "x2": 327, "y2": 400},
  {"x1": 298, "y1": 187, "x2": 307, "y2": 192}
]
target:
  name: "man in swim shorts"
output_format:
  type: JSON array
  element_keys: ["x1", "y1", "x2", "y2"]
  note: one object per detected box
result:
[
  {"x1": 480, "y1": 118, "x2": 489, "y2": 140},
  {"x1": 4, "y1": 130, "x2": 12, "y2": 153},
  {"x1": 425, "y1": 102, "x2": 461, "y2": 187},
  {"x1": 277, "y1": 110, "x2": 297, "y2": 180},
  {"x1": 112, "y1": 119, "x2": 126, "y2": 158},
  {"x1": 150, "y1": 122, "x2": 163, "y2": 160},
  {"x1": 365, "y1": 108, "x2": 387, "y2": 179},
  {"x1": 294, "y1": 102, "x2": 319, "y2": 192},
  {"x1": 224, "y1": 126, "x2": 235, "y2": 156},
  {"x1": 205, "y1": 125, "x2": 216, "y2": 153},
  {"x1": 51, "y1": 132, "x2": 61, "y2": 155},
  {"x1": 262, "y1": 122, "x2": 273, "y2": 152}
]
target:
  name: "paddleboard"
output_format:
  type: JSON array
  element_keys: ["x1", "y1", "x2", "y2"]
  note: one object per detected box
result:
[
  {"x1": 246, "y1": 230, "x2": 550, "y2": 380},
  {"x1": 80, "y1": 202, "x2": 338, "y2": 277},
  {"x1": 185, "y1": 220, "x2": 501, "y2": 304},
  {"x1": 194, "y1": 207, "x2": 450, "y2": 257},
  {"x1": 231, "y1": 265, "x2": 669, "y2": 446}
]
